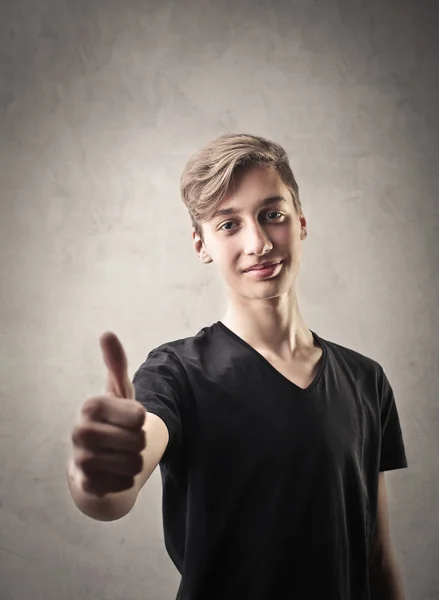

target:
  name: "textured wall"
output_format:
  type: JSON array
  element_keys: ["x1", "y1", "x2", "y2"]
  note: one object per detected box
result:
[{"x1": 1, "y1": 0, "x2": 438, "y2": 598}]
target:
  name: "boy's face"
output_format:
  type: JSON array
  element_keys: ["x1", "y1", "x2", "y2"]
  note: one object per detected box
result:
[{"x1": 193, "y1": 164, "x2": 307, "y2": 301}]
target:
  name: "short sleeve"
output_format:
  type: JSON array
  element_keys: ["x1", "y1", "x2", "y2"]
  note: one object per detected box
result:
[
  {"x1": 378, "y1": 366, "x2": 408, "y2": 472},
  {"x1": 132, "y1": 349, "x2": 188, "y2": 469}
]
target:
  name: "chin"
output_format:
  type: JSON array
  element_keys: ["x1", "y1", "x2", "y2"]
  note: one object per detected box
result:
[{"x1": 238, "y1": 281, "x2": 290, "y2": 301}]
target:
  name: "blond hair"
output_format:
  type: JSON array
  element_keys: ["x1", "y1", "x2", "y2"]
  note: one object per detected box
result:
[{"x1": 180, "y1": 133, "x2": 302, "y2": 237}]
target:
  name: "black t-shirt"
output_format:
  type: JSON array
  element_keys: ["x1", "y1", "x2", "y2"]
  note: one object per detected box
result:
[{"x1": 132, "y1": 322, "x2": 408, "y2": 600}]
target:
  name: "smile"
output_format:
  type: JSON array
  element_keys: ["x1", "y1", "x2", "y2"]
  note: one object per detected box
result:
[{"x1": 244, "y1": 261, "x2": 283, "y2": 278}]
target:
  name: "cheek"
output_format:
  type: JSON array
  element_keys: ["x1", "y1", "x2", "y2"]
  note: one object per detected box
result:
[
  {"x1": 277, "y1": 223, "x2": 295, "y2": 243},
  {"x1": 213, "y1": 242, "x2": 240, "y2": 273},
  {"x1": 222, "y1": 247, "x2": 240, "y2": 271}
]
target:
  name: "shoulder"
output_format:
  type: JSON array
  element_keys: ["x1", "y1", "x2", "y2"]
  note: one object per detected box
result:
[
  {"x1": 148, "y1": 323, "x2": 215, "y2": 360},
  {"x1": 133, "y1": 322, "x2": 218, "y2": 381},
  {"x1": 316, "y1": 331, "x2": 384, "y2": 385}
]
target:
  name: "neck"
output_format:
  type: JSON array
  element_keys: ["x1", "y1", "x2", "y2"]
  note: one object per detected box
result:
[{"x1": 221, "y1": 287, "x2": 314, "y2": 358}]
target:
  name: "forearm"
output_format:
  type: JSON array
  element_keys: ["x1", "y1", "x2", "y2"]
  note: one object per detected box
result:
[
  {"x1": 369, "y1": 547, "x2": 406, "y2": 600},
  {"x1": 66, "y1": 459, "x2": 138, "y2": 522}
]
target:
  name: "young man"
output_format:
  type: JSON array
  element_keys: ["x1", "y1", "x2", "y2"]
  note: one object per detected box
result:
[{"x1": 68, "y1": 133, "x2": 408, "y2": 600}]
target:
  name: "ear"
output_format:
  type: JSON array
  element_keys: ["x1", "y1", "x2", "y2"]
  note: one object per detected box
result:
[
  {"x1": 192, "y1": 229, "x2": 213, "y2": 264},
  {"x1": 299, "y1": 212, "x2": 308, "y2": 241}
]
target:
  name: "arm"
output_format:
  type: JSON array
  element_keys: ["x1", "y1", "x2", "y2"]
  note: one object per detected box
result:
[
  {"x1": 66, "y1": 412, "x2": 169, "y2": 521},
  {"x1": 369, "y1": 472, "x2": 406, "y2": 600}
]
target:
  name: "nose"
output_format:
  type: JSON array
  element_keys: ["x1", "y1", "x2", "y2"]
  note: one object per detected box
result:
[{"x1": 243, "y1": 222, "x2": 273, "y2": 256}]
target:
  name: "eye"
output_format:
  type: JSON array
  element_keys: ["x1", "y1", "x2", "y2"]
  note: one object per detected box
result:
[
  {"x1": 265, "y1": 211, "x2": 284, "y2": 220},
  {"x1": 218, "y1": 212, "x2": 284, "y2": 232},
  {"x1": 219, "y1": 221, "x2": 237, "y2": 231}
]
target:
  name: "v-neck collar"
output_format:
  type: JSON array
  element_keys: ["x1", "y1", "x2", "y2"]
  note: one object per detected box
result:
[{"x1": 215, "y1": 321, "x2": 327, "y2": 394}]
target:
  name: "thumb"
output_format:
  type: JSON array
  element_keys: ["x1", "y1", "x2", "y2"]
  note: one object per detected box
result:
[{"x1": 100, "y1": 332, "x2": 135, "y2": 400}]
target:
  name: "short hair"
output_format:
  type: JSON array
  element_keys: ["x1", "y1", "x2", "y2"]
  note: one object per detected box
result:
[{"x1": 180, "y1": 133, "x2": 302, "y2": 237}]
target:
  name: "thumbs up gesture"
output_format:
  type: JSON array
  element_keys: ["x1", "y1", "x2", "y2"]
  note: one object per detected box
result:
[{"x1": 70, "y1": 332, "x2": 147, "y2": 498}]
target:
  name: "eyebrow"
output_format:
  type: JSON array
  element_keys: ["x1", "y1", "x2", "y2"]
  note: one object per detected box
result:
[{"x1": 210, "y1": 195, "x2": 288, "y2": 219}]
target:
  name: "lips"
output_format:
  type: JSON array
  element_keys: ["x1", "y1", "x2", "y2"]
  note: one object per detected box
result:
[{"x1": 244, "y1": 261, "x2": 281, "y2": 272}]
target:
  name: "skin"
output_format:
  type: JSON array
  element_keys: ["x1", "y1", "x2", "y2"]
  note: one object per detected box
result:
[{"x1": 192, "y1": 163, "x2": 316, "y2": 362}]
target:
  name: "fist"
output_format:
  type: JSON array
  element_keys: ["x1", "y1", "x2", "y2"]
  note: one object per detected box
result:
[{"x1": 70, "y1": 332, "x2": 146, "y2": 498}]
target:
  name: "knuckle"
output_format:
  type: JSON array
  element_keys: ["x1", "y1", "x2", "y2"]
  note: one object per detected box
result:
[
  {"x1": 125, "y1": 475, "x2": 135, "y2": 489},
  {"x1": 131, "y1": 431, "x2": 145, "y2": 452},
  {"x1": 76, "y1": 448, "x2": 96, "y2": 469},
  {"x1": 75, "y1": 424, "x2": 99, "y2": 447},
  {"x1": 71, "y1": 425, "x2": 80, "y2": 445},
  {"x1": 135, "y1": 403, "x2": 146, "y2": 424},
  {"x1": 71, "y1": 425, "x2": 88, "y2": 447},
  {"x1": 82, "y1": 396, "x2": 104, "y2": 420},
  {"x1": 114, "y1": 474, "x2": 134, "y2": 490},
  {"x1": 131, "y1": 454, "x2": 143, "y2": 474},
  {"x1": 81, "y1": 475, "x2": 97, "y2": 494}
]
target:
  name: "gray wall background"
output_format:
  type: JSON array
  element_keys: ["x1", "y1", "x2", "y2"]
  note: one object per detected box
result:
[{"x1": 1, "y1": 0, "x2": 438, "y2": 598}]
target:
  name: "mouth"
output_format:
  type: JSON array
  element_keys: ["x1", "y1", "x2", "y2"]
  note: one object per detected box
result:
[
  {"x1": 243, "y1": 260, "x2": 284, "y2": 279},
  {"x1": 244, "y1": 260, "x2": 282, "y2": 273}
]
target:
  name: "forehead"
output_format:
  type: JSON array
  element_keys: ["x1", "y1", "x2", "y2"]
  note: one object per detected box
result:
[
  {"x1": 224, "y1": 164, "x2": 287, "y2": 203},
  {"x1": 209, "y1": 164, "x2": 292, "y2": 217}
]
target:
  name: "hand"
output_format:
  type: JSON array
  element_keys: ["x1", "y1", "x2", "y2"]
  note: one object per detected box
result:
[{"x1": 70, "y1": 332, "x2": 146, "y2": 498}]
